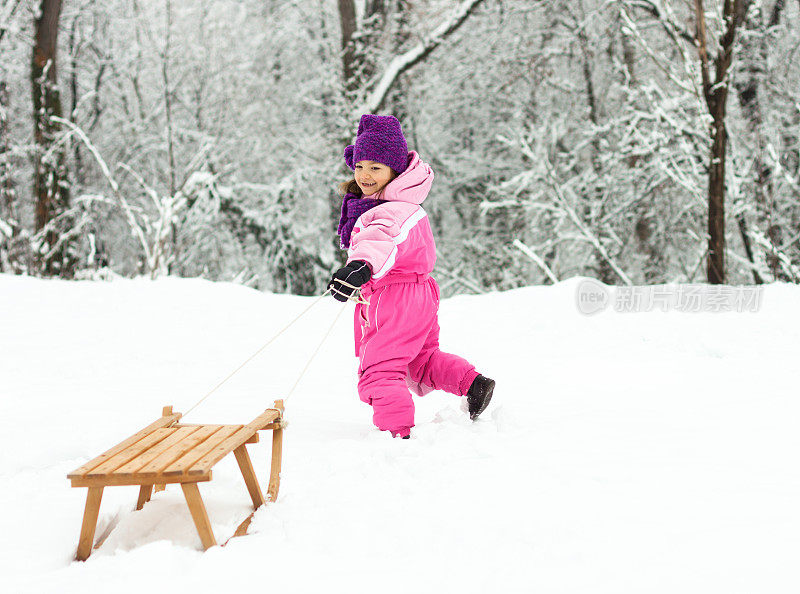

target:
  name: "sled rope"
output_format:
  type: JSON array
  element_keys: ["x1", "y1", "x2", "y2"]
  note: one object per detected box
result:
[
  {"x1": 284, "y1": 298, "x2": 349, "y2": 402},
  {"x1": 183, "y1": 284, "x2": 365, "y2": 416},
  {"x1": 329, "y1": 279, "x2": 370, "y2": 304},
  {"x1": 183, "y1": 289, "x2": 330, "y2": 416}
]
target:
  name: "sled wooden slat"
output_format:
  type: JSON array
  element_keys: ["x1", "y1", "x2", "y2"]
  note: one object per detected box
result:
[
  {"x1": 137, "y1": 424, "x2": 224, "y2": 478},
  {"x1": 85, "y1": 428, "x2": 175, "y2": 478},
  {"x1": 113, "y1": 426, "x2": 201, "y2": 477},
  {"x1": 188, "y1": 409, "x2": 281, "y2": 476},
  {"x1": 162, "y1": 425, "x2": 242, "y2": 477},
  {"x1": 67, "y1": 401, "x2": 285, "y2": 561},
  {"x1": 187, "y1": 427, "x2": 261, "y2": 476},
  {"x1": 71, "y1": 472, "x2": 212, "y2": 488},
  {"x1": 68, "y1": 413, "x2": 182, "y2": 478}
]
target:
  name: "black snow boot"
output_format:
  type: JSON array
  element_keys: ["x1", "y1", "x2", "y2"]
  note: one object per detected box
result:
[{"x1": 467, "y1": 375, "x2": 495, "y2": 421}]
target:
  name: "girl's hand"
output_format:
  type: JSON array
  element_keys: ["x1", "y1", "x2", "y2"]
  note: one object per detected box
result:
[{"x1": 328, "y1": 261, "x2": 372, "y2": 302}]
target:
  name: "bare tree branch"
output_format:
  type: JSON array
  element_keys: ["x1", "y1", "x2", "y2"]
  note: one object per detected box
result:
[
  {"x1": 542, "y1": 156, "x2": 633, "y2": 286},
  {"x1": 357, "y1": 0, "x2": 487, "y2": 115},
  {"x1": 513, "y1": 239, "x2": 559, "y2": 284},
  {"x1": 628, "y1": 0, "x2": 695, "y2": 44},
  {"x1": 694, "y1": 0, "x2": 712, "y2": 107}
]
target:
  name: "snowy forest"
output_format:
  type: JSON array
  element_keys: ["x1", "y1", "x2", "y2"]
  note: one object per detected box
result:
[{"x1": 1, "y1": 0, "x2": 798, "y2": 295}]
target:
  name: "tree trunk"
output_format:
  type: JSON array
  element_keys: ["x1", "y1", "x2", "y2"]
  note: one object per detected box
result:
[
  {"x1": 706, "y1": 94, "x2": 727, "y2": 284},
  {"x1": 694, "y1": 0, "x2": 745, "y2": 284},
  {"x1": 68, "y1": 9, "x2": 85, "y2": 185},
  {"x1": 338, "y1": 0, "x2": 358, "y2": 100},
  {"x1": 31, "y1": 0, "x2": 73, "y2": 277}
]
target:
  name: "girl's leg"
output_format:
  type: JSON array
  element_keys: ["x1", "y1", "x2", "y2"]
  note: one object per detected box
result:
[
  {"x1": 357, "y1": 283, "x2": 435, "y2": 435},
  {"x1": 359, "y1": 364, "x2": 416, "y2": 436},
  {"x1": 407, "y1": 315, "x2": 479, "y2": 397}
]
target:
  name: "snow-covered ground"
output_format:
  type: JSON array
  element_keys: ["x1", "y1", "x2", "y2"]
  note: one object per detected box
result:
[{"x1": 1, "y1": 274, "x2": 798, "y2": 594}]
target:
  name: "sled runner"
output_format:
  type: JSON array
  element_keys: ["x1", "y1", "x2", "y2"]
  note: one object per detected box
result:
[{"x1": 67, "y1": 400, "x2": 285, "y2": 561}]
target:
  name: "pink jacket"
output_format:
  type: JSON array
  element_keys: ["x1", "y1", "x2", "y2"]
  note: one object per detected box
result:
[{"x1": 346, "y1": 151, "x2": 436, "y2": 281}]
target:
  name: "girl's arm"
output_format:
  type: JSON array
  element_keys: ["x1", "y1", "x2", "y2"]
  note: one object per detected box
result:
[{"x1": 346, "y1": 213, "x2": 401, "y2": 280}]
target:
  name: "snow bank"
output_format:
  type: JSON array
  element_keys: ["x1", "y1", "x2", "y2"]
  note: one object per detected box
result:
[{"x1": 1, "y1": 274, "x2": 797, "y2": 593}]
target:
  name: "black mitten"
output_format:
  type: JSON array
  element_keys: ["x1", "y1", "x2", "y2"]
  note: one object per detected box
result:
[{"x1": 328, "y1": 260, "x2": 372, "y2": 302}]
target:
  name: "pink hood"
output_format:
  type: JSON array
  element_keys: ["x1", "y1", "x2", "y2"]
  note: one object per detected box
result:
[{"x1": 376, "y1": 151, "x2": 434, "y2": 205}]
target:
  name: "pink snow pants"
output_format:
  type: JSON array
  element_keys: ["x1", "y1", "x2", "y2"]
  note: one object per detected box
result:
[{"x1": 354, "y1": 273, "x2": 479, "y2": 437}]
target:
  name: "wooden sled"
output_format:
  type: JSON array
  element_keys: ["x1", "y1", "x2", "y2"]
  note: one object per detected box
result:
[{"x1": 67, "y1": 400, "x2": 285, "y2": 561}]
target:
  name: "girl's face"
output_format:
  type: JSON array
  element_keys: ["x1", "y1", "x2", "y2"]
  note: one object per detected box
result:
[{"x1": 354, "y1": 160, "x2": 396, "y2": 196}]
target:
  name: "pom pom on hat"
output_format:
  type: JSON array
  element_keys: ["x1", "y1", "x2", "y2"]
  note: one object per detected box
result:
[
  {"x1": 344, "y1": 145, "x2": 355, "y2": 169},
  {"x1": 344, "y1": 114, "x2": 410, "y2": 174}
]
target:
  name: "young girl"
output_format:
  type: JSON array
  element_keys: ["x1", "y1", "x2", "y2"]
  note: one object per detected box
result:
[{"x1": 329, "y1": 114, "x2": 495, "y2": 439}]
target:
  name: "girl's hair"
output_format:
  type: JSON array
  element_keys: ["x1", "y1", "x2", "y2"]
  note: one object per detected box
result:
[{"x1": 338, "y1": 178, "x2": 362, "y2": 196}]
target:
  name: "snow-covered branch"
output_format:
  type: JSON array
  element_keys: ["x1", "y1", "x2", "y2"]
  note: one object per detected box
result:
[
  {"x1": 357, "y1": 0, "x2": 487, "y2": 115},
  {"x1": 513, "y1": 239, "x2": 559, "y2": 284},
  {"x1": 543, "y1": 157, "x2": 633, "y2": 286},
  {"x1": 50, "y1": 115, "x2": 153, "y2": 267}
]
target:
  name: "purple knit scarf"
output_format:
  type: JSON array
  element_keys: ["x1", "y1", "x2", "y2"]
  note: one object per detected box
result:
[{"x1": 337, "y1": 192, "x2": 385, "y2": 249}]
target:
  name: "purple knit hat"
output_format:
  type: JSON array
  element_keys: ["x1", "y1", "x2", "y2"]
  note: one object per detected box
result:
[{"x1": 344, "y1": 114, "x2": 410, "y2": 175}]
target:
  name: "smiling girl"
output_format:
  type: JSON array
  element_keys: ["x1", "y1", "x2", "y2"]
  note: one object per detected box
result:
[{"x1": 329, "y1": 114, "x2": 495, "y2": 439}]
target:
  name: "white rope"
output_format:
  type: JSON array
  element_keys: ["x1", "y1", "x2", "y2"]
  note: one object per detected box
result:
[
  {"x1": 183, "y1": 289, "x2": 332, "y2": 417},
  {"x1": 182, "y1": 285, "x2": 366, "y2": 417},
  {"x1": 329, "y1": 279, "x2": 370, "y2": 304},
  {"x1": 284, "y1": 299, "x2": 349, "y2": 402}
]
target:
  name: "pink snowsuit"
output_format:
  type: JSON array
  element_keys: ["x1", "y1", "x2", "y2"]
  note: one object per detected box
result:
[{"x1": 346, "y1": 151, "x2": 479, "y2": 437}]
